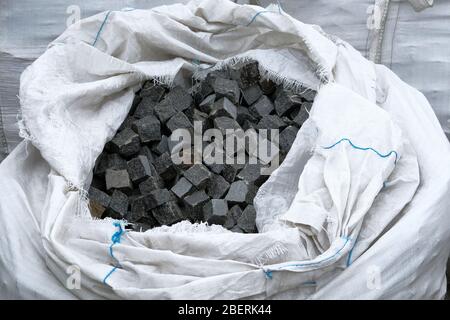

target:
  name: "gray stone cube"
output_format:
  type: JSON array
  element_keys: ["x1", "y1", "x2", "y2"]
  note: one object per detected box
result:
[
  {"x1": 139, "y1": 169, "x2": 164, "y2": 194},
  {"x1": 171, "y1": 177, "x2": 195, "y2": 199},
  {"x1": 242, "y1": 84, "x2": 262, "y2": 105},
  {"x1": 105, "y1": 169, "x2": 133, "y2": 193},
  {"x1": 198, "y1": 94, "x2": 216, "y2": 114},
  {"x1": 118, "y1": 116, "x2": 136, "y2": 132},
  {"x1": 132, "y1": 115, "x2": 161, "y2": 143},
  {"x1": 166, "y1": 112, "x2": 193, "y2": 133},
  {"x1": 88, "y1": 186, "x2": 111, "y2": 218},
  {"x1": 274, "y1": 90, "x2": 298, "y2": 116},
  {"x1": 139, "y1": 82, "x2": 165, "y2": 102},
  {"x1": 164, "y1": 86, "x2": 193, "y2": 112},
  {"x1": 213, "y1": 116, "x2": 241, "y2": 136},
  {"x1": 229, "y1": 60, "x2": 260, "y2": 88},
  {"x1": 222, "y1": 164, "x2": 238, "y2": 183},
  {"x1": 152, "y1": 135, "x2": 169, "y2": 155},
  {"x1": 110, "y1": 128, "x2": 141, "y2": 158},
  {"x1": 279, "y1": 125, "x2": 299, "y2": 154},
  {"x1": 236, "y1": 163, "x2": 267, "y2": 186},
  {"x1": 213, "y1": 77, "x2": 240, "y2": 104},
  {"x1": 134, "y1": 96, "x2": 158, "y2": 119},
  {"x1": 192, "y1": 81, "x2": 214, "y2": 104},
  {"x1": 203, "y1": 199, "x2": 228, "y2": 226},
  {"x1": 152, "y1": 201, "x2": 184, "y2": 226},
  {"x1": 206, "y1": 174, "x2": 230, "y2": 199},
  {"x1": 224, "y1": 180, "x2": 257, "y2": 206},
  {"x1": 291, "y1": 102, "x2": 311, "y2": 127},
  {"x1": 210, "y1": 97, "x2": 237, "y2": 119},
  {"x1": 249, "y1": 95, "x2": 274, "y2": 118},
  {"x1": 154, "y1": 152, "x2": 177, "y2": 181},
  {"x1": 139, "y1": 146, "x2": 155, "y2": 164},
  {"x1": 257, "y1": 115, "x2": 287, "y2": 130},
  {"x1": 184, "y1": 190, "x2": 210, "y2": 221},
  {"x1": 223, "y1": 205, "x2": 243, "y2": 229},
  {"x1": 147, "y1": 188, "x2": 175, "y2": 209},
  {"x1": 107, "y1": 189, "x2": 129, "y2": 219},
  {"x1": 236, "y1": 106, "x2": 258, "y2": 126},
  {"x1": 259, "y1": 79, "x2": 276, "y2": 95},
  {"x1": 183, "y1": 164, "x2": 212, "y2": 189},
  {"x1": 154, "y1": 100, "x2": 177, "y2": 123},
  {"x1": 127, "y1": 155, "x2": 152, "y2": 184}
]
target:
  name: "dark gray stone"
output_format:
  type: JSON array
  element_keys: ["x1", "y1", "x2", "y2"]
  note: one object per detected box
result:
[
  {"x1": 206, "y1": 163, "x2": 225, "y2": 175},
  {"x1": 139, "y1": 169, "x2": 164, "y2": 194},
  {"x1": 166, "y1": 112, "x2": 193, "y2": 133},
  {"x1": 152, "y1": 135, "x2": 169, "y2": 155},
  {"x1": 110, "y1": 128, "x2": 141, "y2": 158},
  {"x1": 236, "y1": 163, "x2": 267, "y2": 186},
  {"x1": 183, "y1": 164, "x2": 212, "y2": 189},
  {"x1": 139, "y1": 82, "x2": 165, "y2": 101},
  {"x1": 205, "y1": 70, "x2": 231, "y2": 86},
  {"x1": 192, "y1": 81, "x2": 214, "y2": 104},
  {"x1": 229, "y1": 60, "x2": 260, "y2": 88},
  {"x1": 299, "y1": 89, "x2": 317, "y2": 102},
  {"x1": 231, "y1": 225, "x2": 245, "y2": 233},
  {"x1": 274, "y1": 90, "x2": 298, "y2": 116},
  {"x1": 132, "y1": 115, "x2": 161, "y2": 143},
  {"x1": 171, "y1": 177, "x2": 195, "y2": 199},
  {"x1": 213, "y1": 116, "x2": 241, "y2": 136},
  {"x1": 203, "y1": 199, "x2": 228, "y2": 225},
  {"x1": 164, "y1": 86, "x2": 193, "y2": 112},
  {"x1": 225, "y1": 180, "x2": 257, "y2": 206},
  {"x1": 279, "y1": 125, "x2": 299, "y2": 154},
  {"x1": 222, "y1": 164, "x2": 238, "y2": 183},
  {"x1": 107, "y1": 190, "x2": 129, "y2": 218},
  {"x1": 154, "y1": 152, "x2": 177, "y2": 181},
  {"x1": 198, "y1": 94, "x2": 216, "y2": 114},
  {"x1": 259, "y1": 79, "x2": 276, "y2": 95},
  {"x1": 154, "y1": 101, "x2": 177, "y2": 123},
  {"x1": 107, "y1": 154, "x2": 127, "y2": 171},
  {"x1": 257, "y1": 114, "x2": 287, "y2": 130},
  {"x1": 206, "y1": 174, "x2": 230, "y2": 199},
  {"x1": 152, "y1": 201, "x2": 184, "y2": 225},
  {"x1": 88, "y1": 186, "x2": 111, "y2": 218},
  {"x1": 133, "y1": 96, "x2": 158, "y2": 119},
  {"x1": 105, "y1": 169, "x2": 133, "y2": 192},
  {"x1": 223, "y1": 205, "x2": 243, "y2": 229},
  {"x1": 147, "y1": 188, "x2": 175, "y2": 208},
  {"x1": 129, "y1": 95, "x2": 142, "y2": 115},
  {"x1": 237, "y1": 205, "x2": 257, "y2": 233},
  {"x1": 249, "y1": 95, "x2": 274, "y2": 118},
  {"x1": 139, "y1": 146, "x2": 155, "y2": 163},
  {"x1": 241, "y1": 84, "x2": 262, "y2": 105},
  {"x1": 129, "y1": 194, "x2": 152, "y2": 221},
  {"x1": 236, "y1": 106, "x2": 258, "y2": 126},
  {"x1": 213, "y1": 77, "x2": 240, "y2": 104},
  {"x1": 184, "y1": 190, "x2": 210, "y2": 221},
  {"x1": 210, "y1": 97, "x2": 237, "y2": 119},
  {"x1": 127, "y1": 155, "x2": 152, "y2": 184}
]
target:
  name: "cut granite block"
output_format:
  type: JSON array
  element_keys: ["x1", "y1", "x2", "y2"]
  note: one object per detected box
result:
[
  {"x1": 237, "y1": 205, "x2": 257, "y2": 233},
  {"x1": 198, "y1": 94, "x2": 216, "y2": 114},
  {"x1": 132, "y1": 115, "x2": 161, "y2": 143},
  {"x1": 154, "y1": 100, "x2": 177, "y2": 123},
  {"x1": 183, "y1": 164, "x2": 212, "y2": 189},
  {"x1": 274, "y1": 90, "x2": 298, "y2": 116},
  {"x1": 257, "y1": 114, "x2": 287, "y2": 130},
  {"x1": 241, "y1": 84, "x2": 262, "y2": 106},
  {"x1": 105, "y1": 169, "x2": 133, "y2": 193},
  {"x1": 206, "y1": 173, "x2": 230, "y2": 199},
  {"x1": 171, "y1": 177, "x2": 195, "y2": 199},
  {"x1": 236, "y1": 163, "x2": 267, "y2": 186},
  {"x1": 222, "y1": 164, "x2": 238, "y2": 183},
  {"x1": 203, "y1": 199, "x2": 228, "y2": 226},
  {"x1": 223, "y1": 205, "x2": 243, "y2": 229},
  {"x1": 127, "y1": 155, "x2": 152, "y2": 184},
  {"x1": 107, "y1": 189, "x2": 129, "y2": 219},
  {"x1": 146, "y1": 188, "x2": 175, "y2": 209},
  {"x1": 205, "y1": 70, "x2": 231, "y2": 86},
  {"x1": 210, "y1": 97, "x2": 237, "y2": 119},
  {"x1": 192, "y1": 108, "x2": 209, "y2": 130},
  {"x1": 249, "y1": 95, "x2": 274, "y2": 119},
  {"x1": 236, "y1": 106, "x2": 258, "y2": 126},
  {"x1": 259, "y1": 79, "x2": 276, "y2": 95},
  {"x1": 229, "y1": 60, "x2": 260, "y2": 88},
  {"x1": 129, "y1": 95, "x2": 142, "y2": 115},
  {"x1": 134, "y1": 96, "x2": 158, "y2": 119},
  {"x1": 224, "y1": 180, "x2": 257, "y2": 206},
  {"x1": 279, "y1": 125, "x2": 299, "y2": 154},
  {"x1": 152, "y1": 135, "x2": 169, "y2": 156},
  {"x1": 165, "y1": 86, "x2": 193, "y2": 112},
  {"x1": 129, "y1": 194, "x2": 152, "y2": 221},
  {"x1": 206, "y1": 163, "x2": 225, "y2": 175},
  {"x1": 139, "y1": 146, "x2": 155, "y2": 164},
  {"x1": 88, "y1": 186, "x2": 111, "y2": 218},
  {"x1": 213, "y1": 77, "x2": 240, "y2": 104},
  {"x1": 139, "y1": 170, "x2": 164, "y2": 195},
  {"x1": 110, "y1": 128, "x2": 141, "y2": 158},
  {"x1": 166, "y1": 112, "x2": 193, "y2": 133},
  {"x1": 139, "y1": 82, "x2": 166, "y2": 101},
  {"x1": 154, "y1": 152, "x2": 177, "y2": 181},
  {"x1": 152, "y1": 201, "x2": 184, "y2": 226},
  {"x1": 94, "y1": 153, "x2": 109, "y2": 176},
  {"x1": 184, "y1": 190, "x2": 210, "y2": 221},
  {"x1": 214, "y1": 117, "x2": 241, "y2": 136},
  {"x1": 192, "y1": 81, "x2": 214, "y2": 104}
]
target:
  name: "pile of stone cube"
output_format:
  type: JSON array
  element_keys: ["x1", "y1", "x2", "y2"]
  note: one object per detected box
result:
[{"x1": 88, "y1": 60, "x2": 315, "y2": 233}]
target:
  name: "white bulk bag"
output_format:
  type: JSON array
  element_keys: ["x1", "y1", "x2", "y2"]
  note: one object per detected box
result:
[{"x1": 0, "y1": 0, "x2": 449, "y2": 299}]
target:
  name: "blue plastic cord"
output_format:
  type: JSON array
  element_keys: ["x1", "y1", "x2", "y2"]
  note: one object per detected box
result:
[
  {"x1": 92, "y1": 10, "x2": 112, "y2": 47},
  {"x1": 322, "y1": 138, "x2": 398, "y2": 164},
  {"x1": 103, "y1": 221, "x2": 124, "y2": 284}
]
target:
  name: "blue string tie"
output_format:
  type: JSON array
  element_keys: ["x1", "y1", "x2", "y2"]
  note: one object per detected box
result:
[{"x1": 103, "y1": 221, "x2": 124, "y2": 284}]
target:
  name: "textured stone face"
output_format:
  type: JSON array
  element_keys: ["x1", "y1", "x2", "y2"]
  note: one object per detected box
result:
[
  {"x1": 110, "y1": 128, "x2": 141, "y2": 158},
  {"x1": 229, "y1": 60, "x2": 260, "y2": 88},
  {"x1": 206, "y1": 173, "x2": 230, "y2": 199},
  {"x1": 166, "y1": 112, "x2": 193, "y2": 133},
  {"x1": 257, "y1": 114, "x2": 287, "y2": 130},
  {"x1": 153, "y1": 101, "x2": 177, "y2": 123},
  {"x1": 183, "y1": 164, "x2": 212, "y2": 189},
  {"x1": 127, "y1": 155, "x2": 152, "y2": 184},
  {"x1": 250, "y1": 95, "x2": 274, "y2": 119},
  {"x1": 154, "y1": 152, "x2": 177, "y2": 181},
  {"x1": 139, "y1": 82, "x2": 165, "y2": 101},
  {"x1": 242, "y1": 84, "x2": 262, "y2": 106},
  {"x1": 105, "y1": 169, "x2": 132, "y2": 192},
  {"x1": 291, "y1": 102, "x2": 311, "y2": 127},
  {"x1": 184, "y1": 190, "x2": 210, "y2": 221},
  {"x1": 213, "y1": 77, "x2": 240, "y2": 104},
  {"x1": 274, "y1": 90, "x2": 297, "y2": 117},
  {"x1": 236, "y1": 163, "x2": 267, "y2": 187},
  {"x1": 225, "y1": 180, "x2": 257, "y2": 206},
  {"x1": 139, "y1": 171, "x2": 163, "y2": 195},
  {"x1": 210, "y1": 97, "x2": 238, "y2": 120},
  {"x1": 203, "y1": 199, "x2": 228, "y2": 226},
  {"x1": 133, "y1": 97, "x2": 157, "y2": 119},
  {"x1": 132, "y1": 115, "x2": 161, "y2": 143},
  {"x1": 198, "y1": 94, "x2": 216, "y2": 114},
  {"x1": 88, "y1": 186, "x2": 111, "y2": 218},
  {"x1": 146, "y1": 188, "x2": 175, "y2": 209},
  {"x1": 237, "y1": 205, "x2": 257, "y2": 233},
  {"x1": 171, "y1": 177, "x2": 195, "y2": 199},
  {"x1": 213, "y1": 116, "x2": 241, "y2": 136},
  {"x1": 279, "y1": 125, "x2": 299, "y2": 154},
  {"x1": 108, "y1": 190, "x2": 129, "y2": 219},
  {"x1": 152, "y1": 201, "x2": 184, "y2": 225}
]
